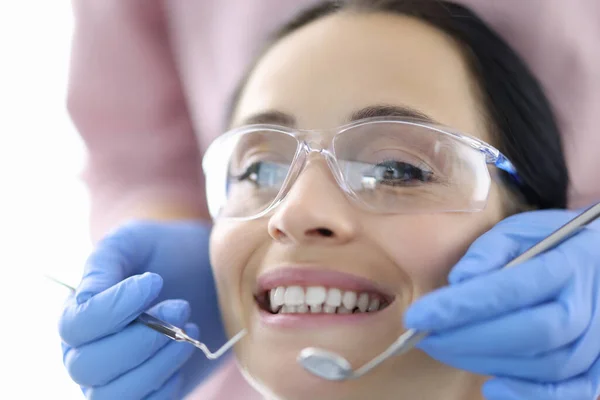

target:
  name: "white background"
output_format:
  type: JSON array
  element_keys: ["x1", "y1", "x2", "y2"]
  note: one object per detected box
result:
[{"x1": 1, "y1": 1, "x2": 87, "y2": 398}]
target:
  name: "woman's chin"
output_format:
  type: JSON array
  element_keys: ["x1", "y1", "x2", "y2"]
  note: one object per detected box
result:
[
  {"x1": 237, "y1": 350, "x2": 371, "y2": 400},
  {"x1": 237, "y1": 345, "x2": 401, "y2": 400},
  {"x1": 231, "y1": 302, "x2": 407, "y2": 400}
]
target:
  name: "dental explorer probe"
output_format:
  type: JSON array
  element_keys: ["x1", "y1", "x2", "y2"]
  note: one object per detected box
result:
[{"x1": 45, "y1": 276, "x2": 246, "y2": 360}]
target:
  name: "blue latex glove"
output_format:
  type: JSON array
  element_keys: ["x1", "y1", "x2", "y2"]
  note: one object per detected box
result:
[
  {"x1": 404, "y1": 209, "x2": 600, "y2": 400},
  {"x1": 58, "y1": 221, "x2": 227, "y2": 399}
]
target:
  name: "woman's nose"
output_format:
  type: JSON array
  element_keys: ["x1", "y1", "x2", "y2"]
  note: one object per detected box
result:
[{"x1": 267, "y1": 163, "x2": 359, "y2": 245}]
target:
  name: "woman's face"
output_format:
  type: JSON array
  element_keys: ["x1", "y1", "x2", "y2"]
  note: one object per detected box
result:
[{"x1": 210, "y1": 12, "x2": 503, "y2": 400}]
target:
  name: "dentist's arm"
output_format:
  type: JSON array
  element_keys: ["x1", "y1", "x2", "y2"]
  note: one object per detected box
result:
[{"x1": 67, "y1": 0, "x2": 209, "y2": 241}]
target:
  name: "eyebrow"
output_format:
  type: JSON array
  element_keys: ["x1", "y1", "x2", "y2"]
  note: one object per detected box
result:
[
  {"x1": 240, "y1": 110, "x2": 297, "y2": 127},
  {"x1": 238, "y1": 104, "x2": 437, "y2": 128},
  {"x1": 349, "y1": 105, "x2": 437, "y2": 124}
]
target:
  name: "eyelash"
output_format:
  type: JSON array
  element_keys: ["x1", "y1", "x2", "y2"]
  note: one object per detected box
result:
[{"x1": 373, "y1": 158, "x2": 436, "y2": 183}]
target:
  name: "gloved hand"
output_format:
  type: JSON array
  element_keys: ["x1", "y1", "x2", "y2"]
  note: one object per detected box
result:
[
  {"x1": 58, "y1": 220, "x2": 227, "y2": 399},
  {"x1": 404, "y1": 208, "x2": 600, "y2": 400}
]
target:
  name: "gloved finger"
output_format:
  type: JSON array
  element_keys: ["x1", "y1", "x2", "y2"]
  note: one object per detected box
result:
[
  {"x1": 404, "y1": 252, "x2": 574, "y2": 332},
  {"x1": 145, "y1": 373, "x2": 184, "y2": 400},
  {"x1": 64, "y1": 299, "x2": 191, "y2": 387},
  {"x1": 85, "y1": 323, "x2": 199, "y2": 400},
  {"x1": 417, "y1": 300, "x2": 589, "y2": 357},
  {"x1": 75, "y1": 222, "x2": 160, "y2": 304},
  {"x1": 482, "y1": 354, "x2": 600, "y2": 400},
  {"x1": 59, "y1": 272, "x2": 163, "y2": 347},
  {"x1": 423, "y1": 341, "x2": 599, "y2": 382},
  {"x1": 448, "y1": 209, "x2": 580, "y2": 284}
]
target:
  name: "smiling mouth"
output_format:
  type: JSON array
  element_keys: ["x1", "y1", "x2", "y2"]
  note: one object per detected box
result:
[{"x1": 255, "y1": 285, "x2": 392, "y2": 315}]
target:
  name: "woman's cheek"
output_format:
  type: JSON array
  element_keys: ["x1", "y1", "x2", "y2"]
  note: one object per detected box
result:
[
  {"x1": 210, "y1": 220, "x2": 268, "y2": 331},
  {"x1": 210, "y1": 220, "x2": 266, "y2": 275},
  {"x1": 367, "y1": 214, "x2": 499, "y2": 297}
]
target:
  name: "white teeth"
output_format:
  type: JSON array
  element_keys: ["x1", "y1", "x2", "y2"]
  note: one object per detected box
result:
[
  {"x1": 272, "y1": 287, "x2": 285, "y2": 307},
  {"x1": 310, "y1": 304, "x2": 322, "y2": 313},
  {"x1": 284, "y1": 286, "x2": 305, "y2": 306},
  {"x1": 367, "y1": 298, "x2": 380, "y2": 312},
  {"x1": 266, "y1": 285, "x2": 388, "y2": 314},
  {"x1": 357, "y1": 293, "x2": 370, "y2": 312},
  {"x1": 323, "y1": 305, "x2": 337, "y2": 314},
  {"x1": 342, "y1": 291, "x2": 358, "y2": 310},
  {"x1": 337, "y1": 306, "x2": 352, "y2": 314},
  {"x1": 325, "y1": 288, "x2": 342, "y2": 307},
  {"x1": 306, "y1": 286, "x2": 327, "y2": 306},
  {"x1": 297, "y1": 304, "x2": 309, "y2": 313}
]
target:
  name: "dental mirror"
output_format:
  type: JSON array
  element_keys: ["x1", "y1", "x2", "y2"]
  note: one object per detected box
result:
[{"x1": 298, "y1": 329, "x2": 426, "y2": 381}]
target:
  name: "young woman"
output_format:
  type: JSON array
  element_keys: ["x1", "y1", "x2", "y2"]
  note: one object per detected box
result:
[
  {"x1": 59, "y1": 1, "x2": 600, "y2": 399},
  {"x1": 197, "y1": 1, "x2": 569, "y2": 398}
]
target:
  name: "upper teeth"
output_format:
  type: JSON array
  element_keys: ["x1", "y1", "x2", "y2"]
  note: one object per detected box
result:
[{"x1": 268, "y1": 286, "x2": 385, "y2": 314}]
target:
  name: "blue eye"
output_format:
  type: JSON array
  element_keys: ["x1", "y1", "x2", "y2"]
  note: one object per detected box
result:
[
  {"x1": 234, "y1": 161, "x2": 289, "y2": 188},
  {"x1": 235, "y1": 162, "x2": 261, "y2": 185},
  {"x1": 371, "y1": 160, "x2": 433, "y2": 186}
]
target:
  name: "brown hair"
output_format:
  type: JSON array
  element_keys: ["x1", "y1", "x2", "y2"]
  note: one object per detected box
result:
[{"x1": 225, "y1": 0, "x2": 568, "y2": 211}]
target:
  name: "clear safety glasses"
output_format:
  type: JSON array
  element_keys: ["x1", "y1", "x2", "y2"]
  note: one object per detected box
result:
[{"x1": 202, "y1": 117, "x2": 519, "y2": 220}]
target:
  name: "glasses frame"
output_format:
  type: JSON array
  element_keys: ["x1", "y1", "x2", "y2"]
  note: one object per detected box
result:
[{"x1": 202, "y1": 116, "x2": 519, "y2": 220}]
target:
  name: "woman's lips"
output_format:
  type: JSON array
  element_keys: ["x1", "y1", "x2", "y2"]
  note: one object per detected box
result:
[{"x1": 254, "y1": 266, "x2": 397, "y2": 329}]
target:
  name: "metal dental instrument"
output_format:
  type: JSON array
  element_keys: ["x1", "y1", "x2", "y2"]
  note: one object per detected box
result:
[
  {"x1": 45, "y1": 276, "x2": 246, "y2": 360},
  {"x1": 298, "y1": 202, "x2": 600, "y2": 381}
]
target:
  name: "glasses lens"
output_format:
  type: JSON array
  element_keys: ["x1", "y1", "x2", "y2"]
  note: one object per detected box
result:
[
  {"x1": 333, "y1": 121, "x2": 491, "y2": 213},
  {"x1": 204, "y1": 129, "x2": 299, "y2": 219}
]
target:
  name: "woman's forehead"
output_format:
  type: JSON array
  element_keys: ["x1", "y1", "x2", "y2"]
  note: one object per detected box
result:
[{"x1": 233, "y1": 12, "x2": 487, "y2": 138}]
